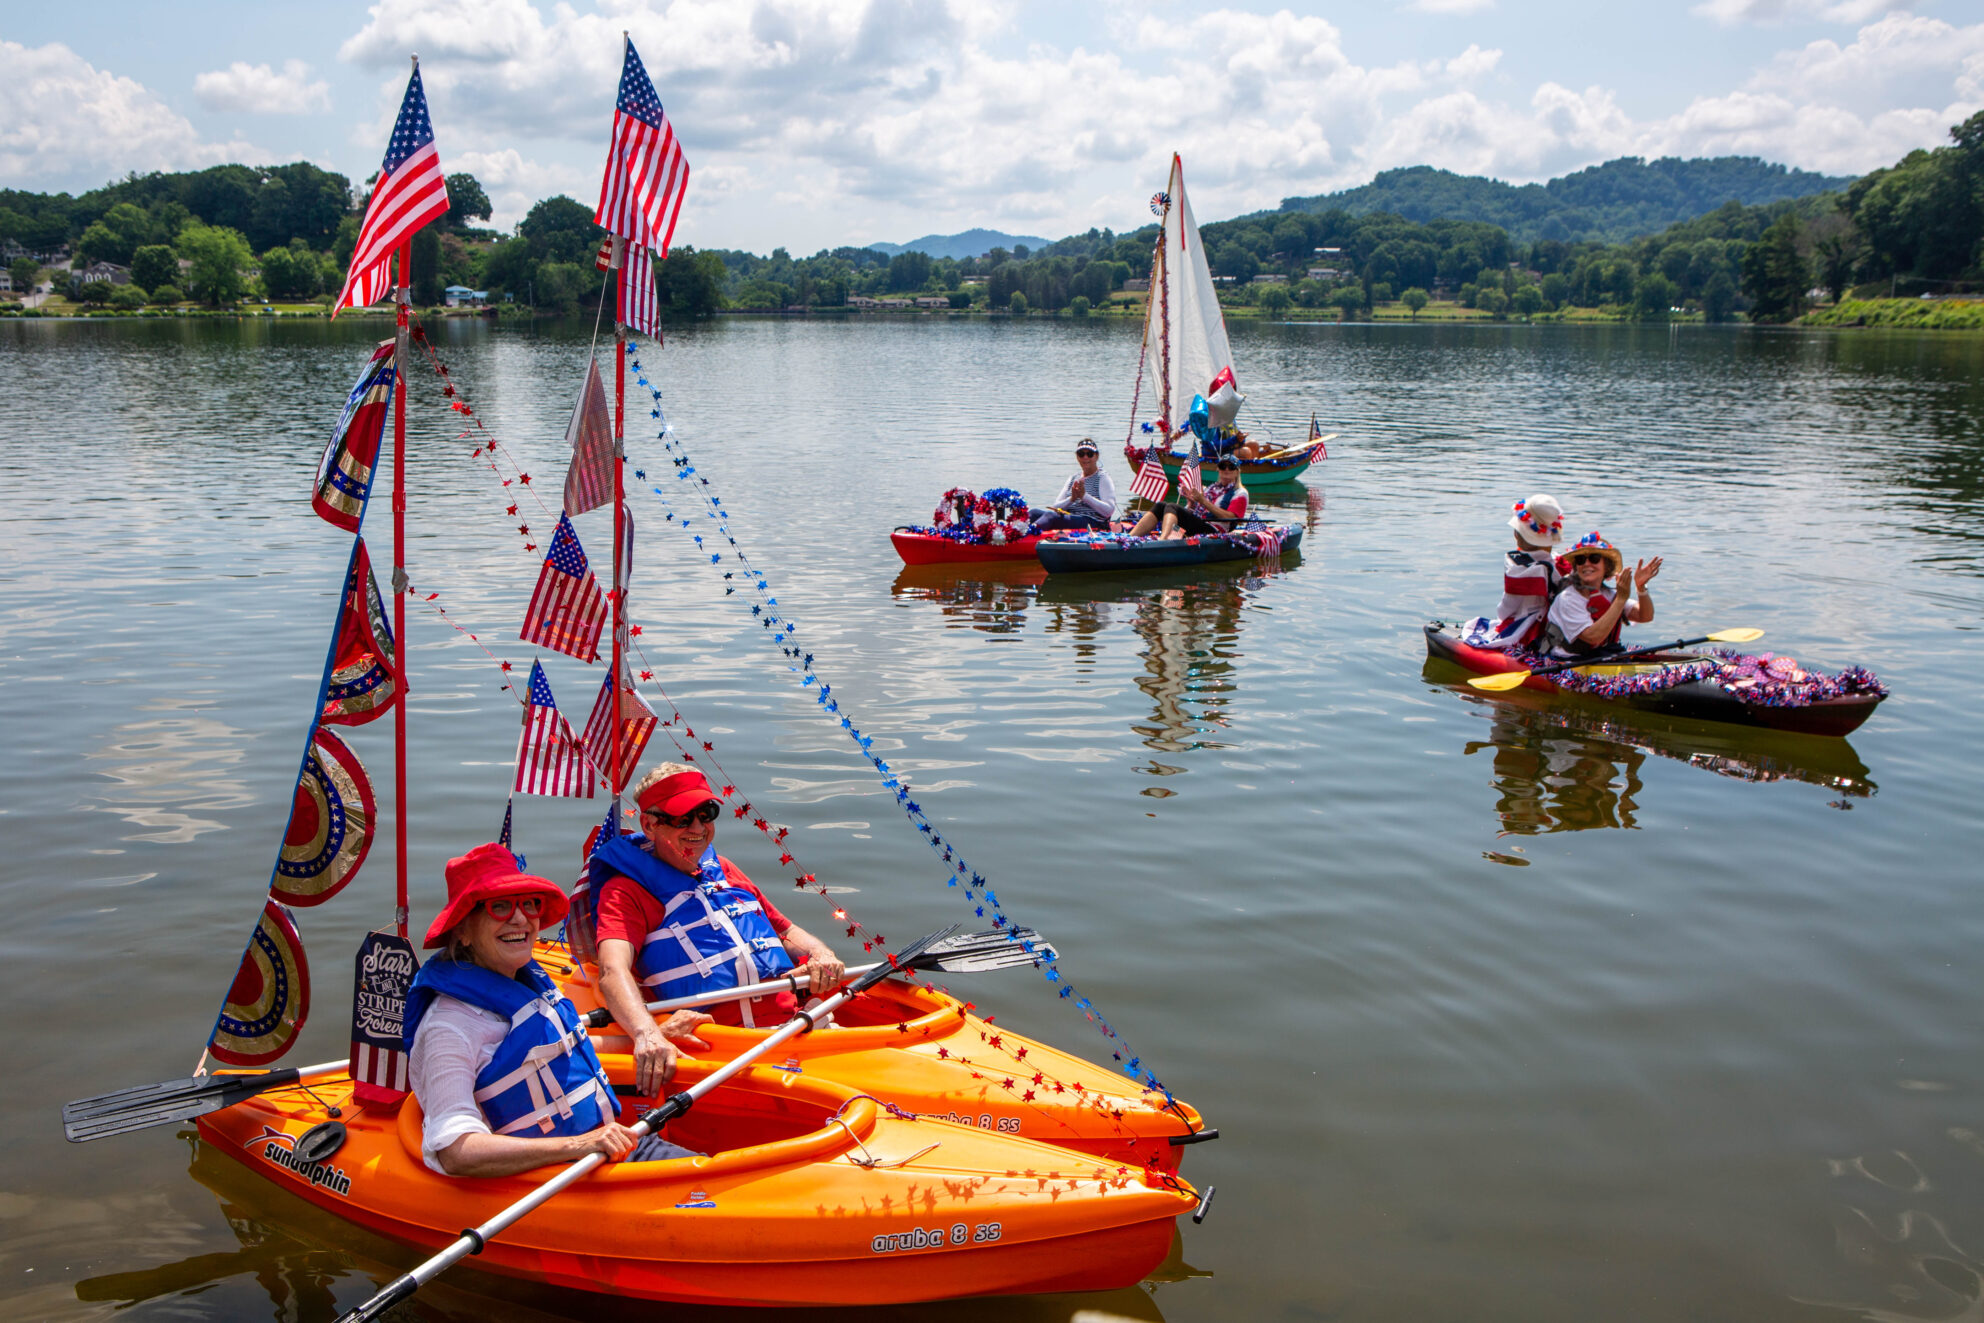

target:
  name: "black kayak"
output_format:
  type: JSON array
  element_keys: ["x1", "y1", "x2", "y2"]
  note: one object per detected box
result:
[{"x1": 1035, "y1": 525, "x2": 1303, "y2": 574}]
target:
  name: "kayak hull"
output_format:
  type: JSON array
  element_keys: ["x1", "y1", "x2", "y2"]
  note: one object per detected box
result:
[
  {"x1": 1126, "y1": 445, "x2": 1322, "y2": 488},
  {"x1": 196, "y1": 1058, "x2": 1196, "y2": 1307},
  {"x1": 1423, "y1": 624, "x2": 1883, "y2": 738},
  {"x1": 892, "y1": 529, "x2": 1045, "y2": 565},
  {"x1": 548, "y1": 950, "x2": 1206, "y2": 1174},
  {"x1": 1036, "y1": 526, "x2": 1302, "y2": 574}
]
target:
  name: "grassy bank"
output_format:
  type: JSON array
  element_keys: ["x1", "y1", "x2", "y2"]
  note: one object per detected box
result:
[{"x1": 1801, "y1": 298, "x2": 1984, "y2": 331}]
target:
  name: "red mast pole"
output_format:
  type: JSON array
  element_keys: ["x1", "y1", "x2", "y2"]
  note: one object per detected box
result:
[
  {"x1": 610, "y1": 237, "x2": 627, "y2": 816},
  {"x1": 392, "y1": 238, "x2": 412, "y2": 937}
]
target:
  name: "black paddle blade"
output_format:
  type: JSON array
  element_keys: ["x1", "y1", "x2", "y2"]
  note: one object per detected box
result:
[
  {"x1": 62, "y1": 1067, "x2": 300, "y2": 1143},
  {"x1": 847, "y1": 924, "x2": 961, "y2": 994},
  {"x1": 916, "y1": 926, "x2": 1059, "y2": 974}
]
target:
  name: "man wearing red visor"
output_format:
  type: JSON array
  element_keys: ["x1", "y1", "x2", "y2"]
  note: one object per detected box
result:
[{"x1": 589, "y1": 761, "x2": 847, "y2": 1096}]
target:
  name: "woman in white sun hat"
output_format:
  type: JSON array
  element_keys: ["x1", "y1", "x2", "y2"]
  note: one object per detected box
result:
[{"x1": 1464, "y1": 494, "x2": 1568, "y2": 651}]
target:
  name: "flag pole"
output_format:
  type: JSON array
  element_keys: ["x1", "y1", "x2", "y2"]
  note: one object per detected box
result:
[
  {"x1": 392, "y1": 222, "x2": 412, "y2": 938},
  {"x1": 610, "y1": 229, "x2": 627, "y2": 820}
]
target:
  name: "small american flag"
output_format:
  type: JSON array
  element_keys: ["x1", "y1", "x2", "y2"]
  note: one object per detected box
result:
[
  {"x1": 1130, "y1": 453, "x2": 1171, "y2": 506},
  {"x1": 335, "y1": 64, "x2": 450, "y2": 315},
  {"x1": 562, "y1": 357, "x2": 614, "y2": 516},
  {"x1": 595, "y1": 40, "x2": 689, "y2": 257},
  {"x1": 619, "y1": 241, "x2": 658, "y2": 336},
  {"x1": 581, "y1": 667, "x2": 657, "y2": 790},
  {"x1": 515, "y1": 661, "x2": 596, "y2": 798},
  {"x1": 521, "y1": 514, "x2": 607, "y2": 663}
]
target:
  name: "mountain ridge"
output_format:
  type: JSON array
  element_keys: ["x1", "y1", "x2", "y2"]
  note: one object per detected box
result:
[{"x1": 866, "y1": 228, "x2": 1053, "y2": 260}]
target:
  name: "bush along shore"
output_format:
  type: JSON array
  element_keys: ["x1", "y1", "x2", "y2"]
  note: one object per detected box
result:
[{"x1": 1799, "y1": 298, "x2": 1984, "y2": 331}]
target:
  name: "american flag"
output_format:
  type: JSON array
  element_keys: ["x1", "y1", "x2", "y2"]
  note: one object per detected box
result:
[
  {"x1": 334, "y1": 64, "x2": 451, "y2": 315},
  {"x1": 581, "y1": 667, "x2": 657, "y2": 791},
  {"x1": 594, "y1": 40, "x2": 689, "y2": 257},
  {"x1": 562, "y1": 357, "x2": 614, "y2": 516},
  {"x1": 619, "y1": 241, "x2": 658, "y2": 336},
  {"x1": 1130, "y1": 452, "x2": 1171, "y2": 506},
  {"x1": 515, "y1": 661, "x2": 596, "y2": 798},
  {"x1": 521, "y1": 514, "x2": 607, "y2": 663}
]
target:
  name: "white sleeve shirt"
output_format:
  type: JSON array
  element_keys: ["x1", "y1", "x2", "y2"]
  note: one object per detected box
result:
[
  {"x1": 407, "y1": 994, "x2": 510, "y2": 1174},
  {"x1": 1052, "y1": 468, "x2": 1115, "y2": 519}
]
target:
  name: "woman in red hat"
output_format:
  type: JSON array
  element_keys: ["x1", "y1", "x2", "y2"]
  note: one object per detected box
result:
[
  {"x1": 403, "y1": 842, "x2": 697, "y2": 1177},
  {"x1": 587, "y1": 762, "x2": 847, "y2": 1099}
]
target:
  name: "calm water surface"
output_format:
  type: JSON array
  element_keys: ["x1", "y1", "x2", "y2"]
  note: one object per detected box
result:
[{"x1": 3, "y1": 315, "x2": 1982, "y2": 1323}]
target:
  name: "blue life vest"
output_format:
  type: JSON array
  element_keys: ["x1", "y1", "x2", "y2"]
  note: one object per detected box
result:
[
  {"x1": 590, "y1": 835, "x2": 794, "y2": 1027},
  {"x1": 404, "y1": 958, "x2": 614, "y2": 1138}
]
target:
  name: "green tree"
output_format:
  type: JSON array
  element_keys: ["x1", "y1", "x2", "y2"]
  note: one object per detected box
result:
[
  {"x1": 1539, "y1": 272, "x2": 1568, "y2": 307},
  {"x1": 75, "y1": 280, "x2": 113, "y2": 306},
  {"x1": 1808, "y1": 212, "x2": 1862, "y2": 303},
  {"x1": 1633, "y1": 272, "x2": 1677, "y2": 319},
  {"x1": 259, "y1": 245, "x2": 314, "y2": 300},
  {"x1": 1400, "y1": 286, "x2": 1429, "y2": 318},
  {"x1": 109, "y1": 284, "x2": 147, "y2": 310},
  {"x1": 1069, "y1": 294, "x2": 1091, "y2": 317},
  {"x1": 149, "y1": 283, "x2": 184, "y2": 306},
  {"x1": 1331, "y1": 286, "x2": 1364, "y2": 320},
  {"x1": 1367, "y1": 281, "x2": 1392, "y2": 305},
  {"x1": 1701, "y1": 270, "x2": 1737, "y2": 322},
  {"x1": 75, "y1": 202, "x2": 162, "y2": 265},
  {"x1": 1257, "y1": 284, "x2": 1292, "y2": 315},
  {"x1": 176, "y1": 222, "x2": 253, "y2": 306},
  {"x1": 129, "y1": 245, "x2": 177, "y2": 293},
  {"x1": 411, "y1": 226, "x2": 443, "y2": 306},
  {"x1": 533, "y1": 261, "x2": 589, "y2": 313},
  {"x1": 1740, "y1": 214, "x2": 1808, "y2": 322},
  {"x1": 1476, "y1": 286, "x2": 1510, "y2": 318},
  {"x1": 887, "y1": 250, "x2": 933, "y2": 292},
  {"x1": 1512, "y1": 285, "x2": 1545, "y2": 317},
  {"x1": 9, "y1": 257, "x2": 41, "y2": 294},
  {"x1": 1009, "y1": 290, "x2": 1028, "y2": 314},
  {"x1": 654, "y1": 247, "x2": 725, "y2": 317},
  {"x1": 445, "y1": 173, "x2": 493, "y2": 230}
]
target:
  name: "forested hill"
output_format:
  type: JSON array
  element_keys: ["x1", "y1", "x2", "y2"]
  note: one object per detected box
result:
[{"x1": 1275, "y1": 156, "x2": 1853, "y2": 244}]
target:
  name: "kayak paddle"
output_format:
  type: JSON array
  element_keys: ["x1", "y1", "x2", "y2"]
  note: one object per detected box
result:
[
  {"x1": 1465, "y1": 628, "x2": 1765, "y2": 691},
  {"x1": 580, "y1": 924, "x2": 1059, "y2": 1029},
  {"x1": 62, "y1": 926, "x2": 1052, "y2": 1142},
  {"x1": 332, "y1": 924, "x2": 966, "y2": 1323}
]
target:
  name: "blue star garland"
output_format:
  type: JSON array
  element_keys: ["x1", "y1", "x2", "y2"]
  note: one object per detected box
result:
[{"x1": 625, "y1": 341, "x2": 1168, "y2": 1100}]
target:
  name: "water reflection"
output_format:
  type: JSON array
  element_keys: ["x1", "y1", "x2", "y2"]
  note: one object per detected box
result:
[
  {"x1": 76, "y1": 1141, "x2": 1188, "y2": 1322},
  {"x1": 889, "y1": 563, "x2": 1045, "y2": 634},
  {"x1": 1430, "y1": 677, "x2": 1876, "y2": 836}
]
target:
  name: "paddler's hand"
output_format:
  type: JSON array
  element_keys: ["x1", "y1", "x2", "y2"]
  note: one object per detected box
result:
[
  {"x1": 802, "y1": 953, "x2": 848, "y2": 998},
  {"x1": 659, "y1": 1010, "x2": 712, "y2": 1051},
  {"x1": 631, "y1": 1023, "x2": 686, "y2": 1097},
  {"x1": 1071, "y1": 476, "x2": 1085, "y2": 498},
  {"x1": 1634, "y1": 556, "x2": 1662, "y2": 589},
  {"x1": 580, "y1": 1121, "x2": 641, "y2": 1161}
]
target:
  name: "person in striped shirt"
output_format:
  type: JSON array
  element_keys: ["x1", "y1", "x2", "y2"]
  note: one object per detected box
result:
[{"x1": 1463, "y1": 494, "x2": 1567, "y2": 651}]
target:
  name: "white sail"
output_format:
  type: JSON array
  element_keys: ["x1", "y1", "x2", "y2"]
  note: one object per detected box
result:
[{"x1": 1141, "y1": 153, "x2": 1236, "y2": 430}]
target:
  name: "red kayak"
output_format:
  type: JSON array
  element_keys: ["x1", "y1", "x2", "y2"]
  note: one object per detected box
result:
[
  {"x1": 1424, "y1": 623, "x2": 1884, "y2": 738},
  {"x1": 892, "y1": 527, "x2": 1047, "y2": 565}
]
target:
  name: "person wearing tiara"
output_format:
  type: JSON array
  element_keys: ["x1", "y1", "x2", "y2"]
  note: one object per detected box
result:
[{"x1": 1461, "y1": 494, "x2": 1568, "y2": 651}]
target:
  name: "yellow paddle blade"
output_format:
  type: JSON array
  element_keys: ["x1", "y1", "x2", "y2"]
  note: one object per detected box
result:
[
  {"x1": 1706, "y1": 627, "x2": 1764, "y2": 644},
  {"x1": 1466, "y1": 670, "x2": 1533, "y2": 691}
]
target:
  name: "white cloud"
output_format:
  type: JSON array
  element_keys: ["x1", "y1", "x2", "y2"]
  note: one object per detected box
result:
[
  {"x1": 320, "y1": 3, "x2": 1983, "y2": 247},
  {"x1": 1693, "y1": 0, "x2": 1900, "y2": 26},
  {"x1": 193, "y1": 60, "x2": 332, "y2": 115},
  {"x1": 0, "y1": 40, "x2": 264, "y2": 188}
]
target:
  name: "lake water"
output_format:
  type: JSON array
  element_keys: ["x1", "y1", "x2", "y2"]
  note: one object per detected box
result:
[{"x1": 3, "y1": 314, "x2": 1981, "y2": 1323}]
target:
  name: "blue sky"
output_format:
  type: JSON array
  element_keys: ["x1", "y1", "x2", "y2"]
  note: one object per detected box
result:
[{"x1": 4, "y1": 1, "x2": 1980, "y2": 253}]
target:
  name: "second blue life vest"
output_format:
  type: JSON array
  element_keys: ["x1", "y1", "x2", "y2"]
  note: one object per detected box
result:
[
  {"x1": 404, "y1": 957, "x2": 614, "y2": 1138},
  {"x1": 590, "y1": 835, "x2": 794, "y2": 1025}
]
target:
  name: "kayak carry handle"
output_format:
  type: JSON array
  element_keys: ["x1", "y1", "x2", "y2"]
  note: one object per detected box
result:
[{"x1": 1167, "y1": 1127, "x2": 1219, "y2": 1147}]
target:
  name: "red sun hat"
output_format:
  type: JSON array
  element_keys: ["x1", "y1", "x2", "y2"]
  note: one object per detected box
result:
[
  {"x1": 422, "y1": 841, "x2": 569, "y2": 949},
  {"x1": 637, "y1": 769, "x2": 719, "y2": 818}
]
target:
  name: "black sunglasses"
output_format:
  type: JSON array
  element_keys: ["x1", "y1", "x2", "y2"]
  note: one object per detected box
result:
[
  {"x1": 1571, "y1": 553, "x2": 1607, "y2": 566},
  {"x1": 643, "y1": 799, "x2": 721, "y2": 829}
]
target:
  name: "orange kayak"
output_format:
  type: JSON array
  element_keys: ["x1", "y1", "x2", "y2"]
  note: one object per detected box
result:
[
  {"x1": 540, "y1": 943, "x2": 1210, "y2": 1174},
  {"x1": 196, "y1": 1054, "x2": 1198, "y2": 1306}
]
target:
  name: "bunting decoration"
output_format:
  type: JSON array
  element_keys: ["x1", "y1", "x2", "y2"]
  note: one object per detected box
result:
[
  {"x1": 349, "y1": 930, "x2": 418, "y2": 1106},
  {"x1": 562, "y1": 357, "x2": 616, "y2": 517},
  {"x1": 515, "y1": 661, "x2": 596, "y2": 798},
  {"x1": 581, "y1": 666, "x2": 657, "y2": 789},
  {"x1": 272, "y1": 728, "x2": 375, "y2": 907},
  {"x1": 311, "y1": 341, "x2": 397, "y2": 531},
  {"x1": 209, "y1": 900, "x2": 312, "y2": 1066},
  {"x1": 322, "y1": 540, "x2": 400, "y2": 726},
  {"x1": 521, "y1": 514, "x2": 608, "y2": 663}
]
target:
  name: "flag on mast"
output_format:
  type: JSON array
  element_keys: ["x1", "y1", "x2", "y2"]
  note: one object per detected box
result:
[
  {"x1": 619, "y1": 241, "x2": 658, "y2": 336},
  {"x1": 515, "y1": 662, "x2": 596, "y2": 798},
  {"x1": 594, "y1": 38, "x2": 689, "y2": 257},
  {"x1": 562, "y1": 358, "x2": 615, "y2": 516},
  {"x1": 581, "y1": 667, "x2": 657, "y2": 790},
  {"x1": 334, "y1": 62, "x2": 451, "y2": 314}
]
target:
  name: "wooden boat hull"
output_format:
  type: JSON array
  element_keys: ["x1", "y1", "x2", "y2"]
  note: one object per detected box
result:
[
  {"x1": 196, "y1": 1058, "x2": 1196, "y2": 1307},
  {"x1": 1422, "y1": 624, "x2": 1883, "y2": 738},
  {"x1": 1035, "y1": 526, "x2": 1302, "y2": 574},
  {"x1": 548, "y1": 950, "x2": 1207, "y2": 1173},
  {"x1": 892, "y1": 529, "x2": 1045, "y2": 565}
]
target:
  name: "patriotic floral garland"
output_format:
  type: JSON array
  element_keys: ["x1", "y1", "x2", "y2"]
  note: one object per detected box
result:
[
  {"x1": 919, "y1": 487, "x2": 1030, "y2": 545},
  {"x1": 1534, "y1": 649, "x2": 1888, "y2": 707}
]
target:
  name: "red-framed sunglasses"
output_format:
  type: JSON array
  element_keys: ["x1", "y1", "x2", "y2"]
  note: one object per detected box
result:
[{"x1": 479, "y1": 896, "x2": 545, "y2": 921}]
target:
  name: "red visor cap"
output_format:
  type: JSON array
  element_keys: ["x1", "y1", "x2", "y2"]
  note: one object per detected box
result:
[{"x1": 636, "y1": 770, "x2": 719, "y2": 818}]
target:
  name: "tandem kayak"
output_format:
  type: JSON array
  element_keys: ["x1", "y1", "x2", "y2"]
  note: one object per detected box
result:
[
  {"x1": 892, "y1": 527, "x2": 1048, "y2": 565},
  {"x1": 196, "y1": 1056, "x2": 1198, "y2": 1307},
  {"x1": 546, "y1": 946, "x2": 1209, "y2": 1174},
  {"x1": 1035, "y1": 526, "x2": 1302, "y2": 574},
  {"x1": 1123, "y1": 441, "x2": 1324, "y2": 489},
  {"x1": 1422, "y1": 623, "x2": 1885, "y2": 738}
]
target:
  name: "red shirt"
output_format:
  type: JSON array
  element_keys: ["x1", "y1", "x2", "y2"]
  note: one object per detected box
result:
[{"x1": 594, "y1": 854, "x2": 800, "y2": 1027}]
